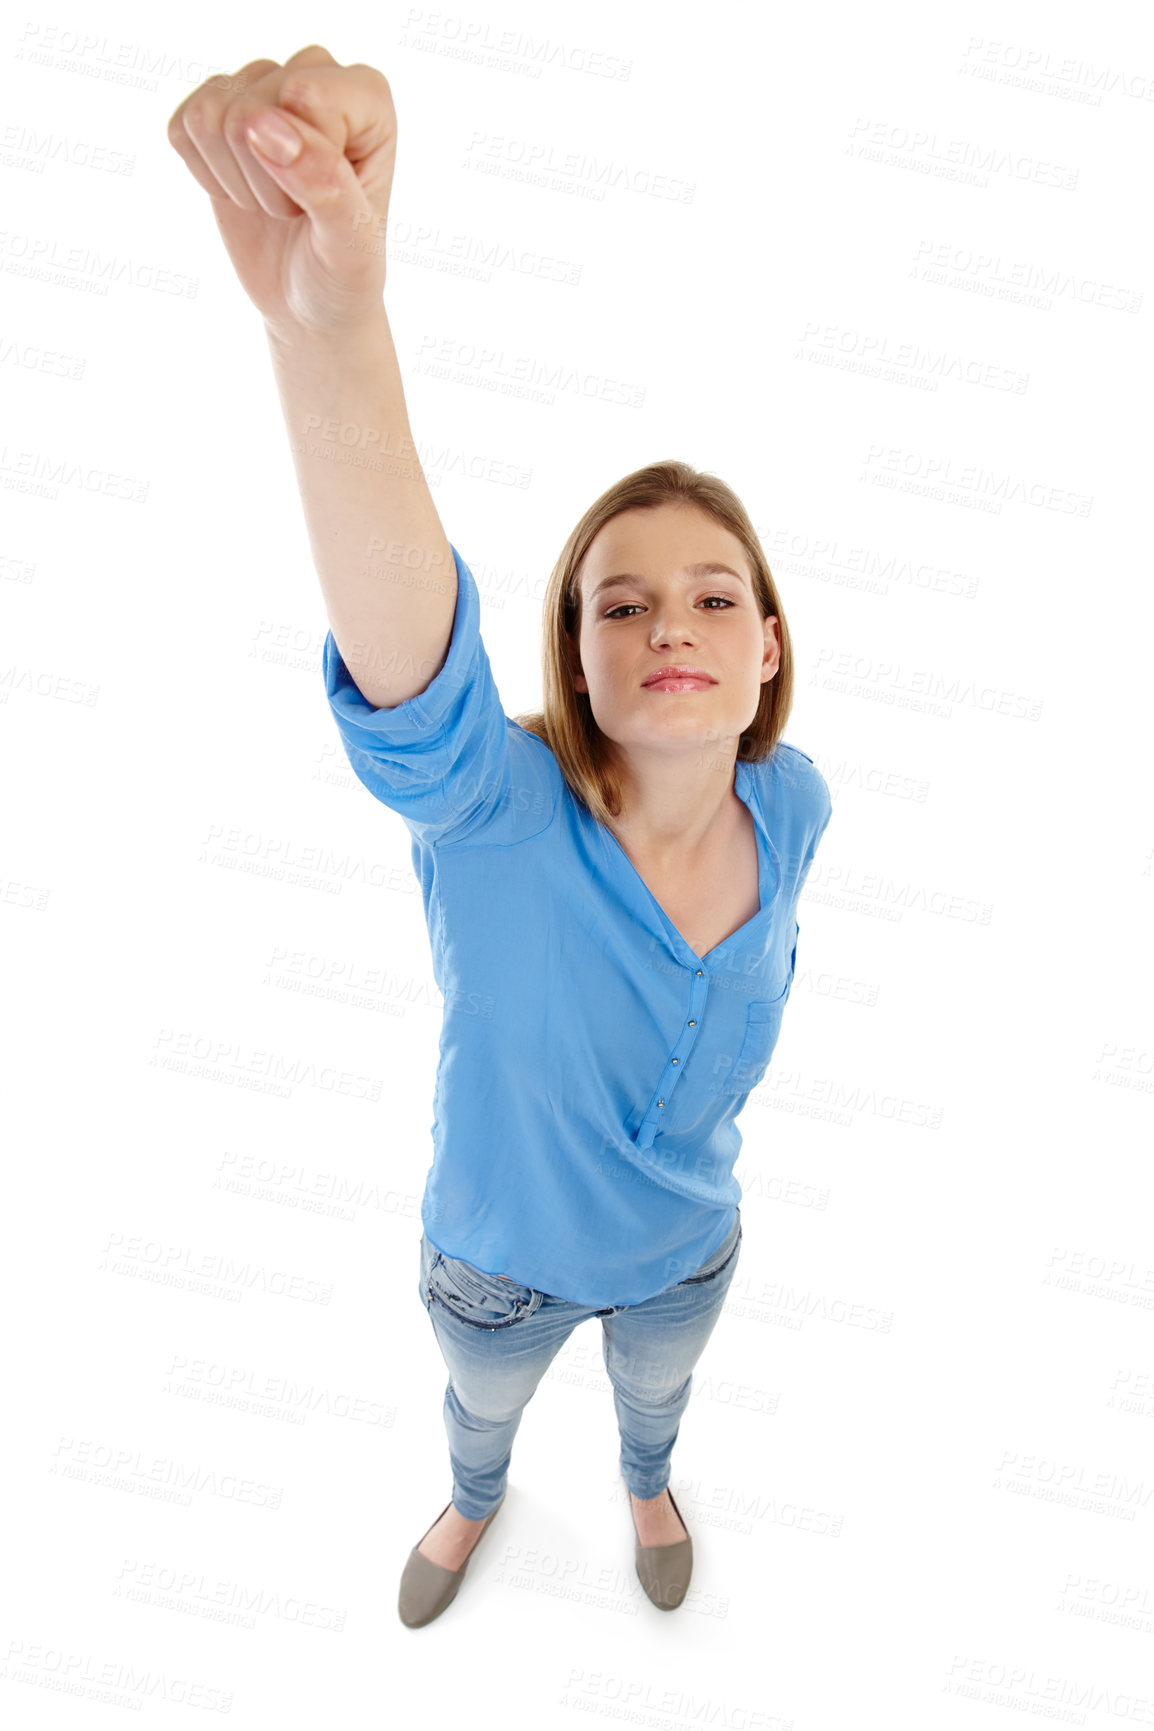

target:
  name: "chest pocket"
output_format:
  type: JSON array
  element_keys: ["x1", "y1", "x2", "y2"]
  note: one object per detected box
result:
[{"x1": 716, "y1": 973, "x2": 793, "y2": 1095}]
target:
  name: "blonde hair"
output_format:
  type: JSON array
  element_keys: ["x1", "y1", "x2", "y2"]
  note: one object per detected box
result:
[{"x1": 512, "y1": 458, "x2": 795, "y2": 828}]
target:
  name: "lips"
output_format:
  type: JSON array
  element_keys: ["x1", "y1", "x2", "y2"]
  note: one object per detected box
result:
[{"x1": 642, "y1": 665, "x2": 716, "y2": 687}]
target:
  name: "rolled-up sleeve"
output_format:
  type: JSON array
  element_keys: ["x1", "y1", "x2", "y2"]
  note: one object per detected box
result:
[{"x1": 322, "y1": 543, "x2": 520, "y2": 847}]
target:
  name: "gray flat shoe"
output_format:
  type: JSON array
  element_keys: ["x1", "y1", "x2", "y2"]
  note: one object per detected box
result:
[
  {"x1": 633, "y1": 1484, "x2": 693, "y2": 1611},
  {"x1": 398, "y1": 1494, "x2": 506, "y2": 1629}
]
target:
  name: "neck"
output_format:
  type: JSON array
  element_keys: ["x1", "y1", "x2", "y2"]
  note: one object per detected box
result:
[{"x1": 605, "y1": 744, "x2": 741, "y2": 868}]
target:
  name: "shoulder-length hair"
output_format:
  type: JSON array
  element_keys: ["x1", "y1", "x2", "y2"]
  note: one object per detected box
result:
[{"x1": 512, "y1": 458, "x2": 795, "y2": 829}]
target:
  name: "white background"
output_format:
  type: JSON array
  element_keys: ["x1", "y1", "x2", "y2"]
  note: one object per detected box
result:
[{"x1": 3, "y1": 0, "x2": 1152, "y2": 1725}]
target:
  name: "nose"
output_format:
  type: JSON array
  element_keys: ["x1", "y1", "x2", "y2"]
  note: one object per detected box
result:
[{"x1": 648, "y1": 600, "x2": 700, "y2": 647}]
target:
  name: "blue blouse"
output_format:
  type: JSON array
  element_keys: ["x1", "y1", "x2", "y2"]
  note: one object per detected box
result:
[{"x1": 322, "y1": 544, "x2": 833, "y2": 1305}]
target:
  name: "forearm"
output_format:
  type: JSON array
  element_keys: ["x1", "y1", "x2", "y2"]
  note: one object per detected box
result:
[{"x1": 264, "y1": 310, "x2": 456, "y2": 709}]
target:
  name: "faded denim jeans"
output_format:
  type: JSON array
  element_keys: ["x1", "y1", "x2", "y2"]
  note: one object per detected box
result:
[{"x1": 417, "y1": 1207, "x2": 743, "y2": 1520}]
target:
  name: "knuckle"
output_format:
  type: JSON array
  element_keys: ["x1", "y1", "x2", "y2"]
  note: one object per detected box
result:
[
  {"x1": 352, "y1": 62, "x2": 391, "y2": 94},
  {"x1": 207, "y1": 70, "x2": 245, "y2": 97},
  {"x1": 219, "y1": 107, "x2": 254, "y2": 148},
  {"x1": 281, "y1": 44, "x2": 336, "y2": 81},
  {"x1": 181, "y1": 103, "x2": 214, "y2": 143},
  {"x1": 278, "y1": 71, "x2": 324, "y2": 110}
]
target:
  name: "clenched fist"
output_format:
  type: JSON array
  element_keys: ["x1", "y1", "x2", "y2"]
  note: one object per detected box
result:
[{"x1": 167, "y1": 44, "x2": 398, "y2": 339}]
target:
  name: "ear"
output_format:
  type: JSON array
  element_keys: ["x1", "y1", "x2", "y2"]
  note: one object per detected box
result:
[
  {"x1": 564, "y1": 626, "x2": 587, "y2": 693},
  {"x1": 761, "y1": 614, "x2": 782, "y2": 684}
]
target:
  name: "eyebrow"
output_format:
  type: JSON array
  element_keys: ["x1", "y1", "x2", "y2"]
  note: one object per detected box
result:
[{"x1": 587, "y1": 561, "x2": 748, "y2": 604}]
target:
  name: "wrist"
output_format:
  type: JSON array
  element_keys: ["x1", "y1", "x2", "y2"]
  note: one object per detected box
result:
[{"x1": 264, "y1": 306, "x2": 390, "y2": 359}]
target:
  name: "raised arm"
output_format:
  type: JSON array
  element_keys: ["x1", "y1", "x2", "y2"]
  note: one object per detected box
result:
[
  {"x1": 263, "y1": 310, "x2": 455, "y2": 709},
  {"x1": 167, "y1": 44, "x2": 454, "y2": 709}
]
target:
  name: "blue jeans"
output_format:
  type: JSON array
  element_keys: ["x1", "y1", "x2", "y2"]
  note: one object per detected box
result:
[{"x1": 417, "y1": 1207, "x2": 743, "y2": 1519}]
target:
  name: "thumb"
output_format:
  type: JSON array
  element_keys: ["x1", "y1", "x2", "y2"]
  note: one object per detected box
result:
[
  {"x1": 245, "y1": 107, "x2": 377, "y2": 248},
  {"x1": 246, "y1": 109, "x2": 308, "y2": 168}
]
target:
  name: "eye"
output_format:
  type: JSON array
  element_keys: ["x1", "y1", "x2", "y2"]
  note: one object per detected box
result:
[{"x1": 604, "y1": 596, "x2": 736, "y2": 619}]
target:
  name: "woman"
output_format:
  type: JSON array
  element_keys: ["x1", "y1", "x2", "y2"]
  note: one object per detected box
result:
[{"x1": 168, "y1": 46, "x2": 833, "y2": 1628}]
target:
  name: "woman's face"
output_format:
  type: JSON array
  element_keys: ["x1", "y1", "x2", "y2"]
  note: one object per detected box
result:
[{"x1": 572, "y1": 502, "x2": 780, "y2": 769}]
